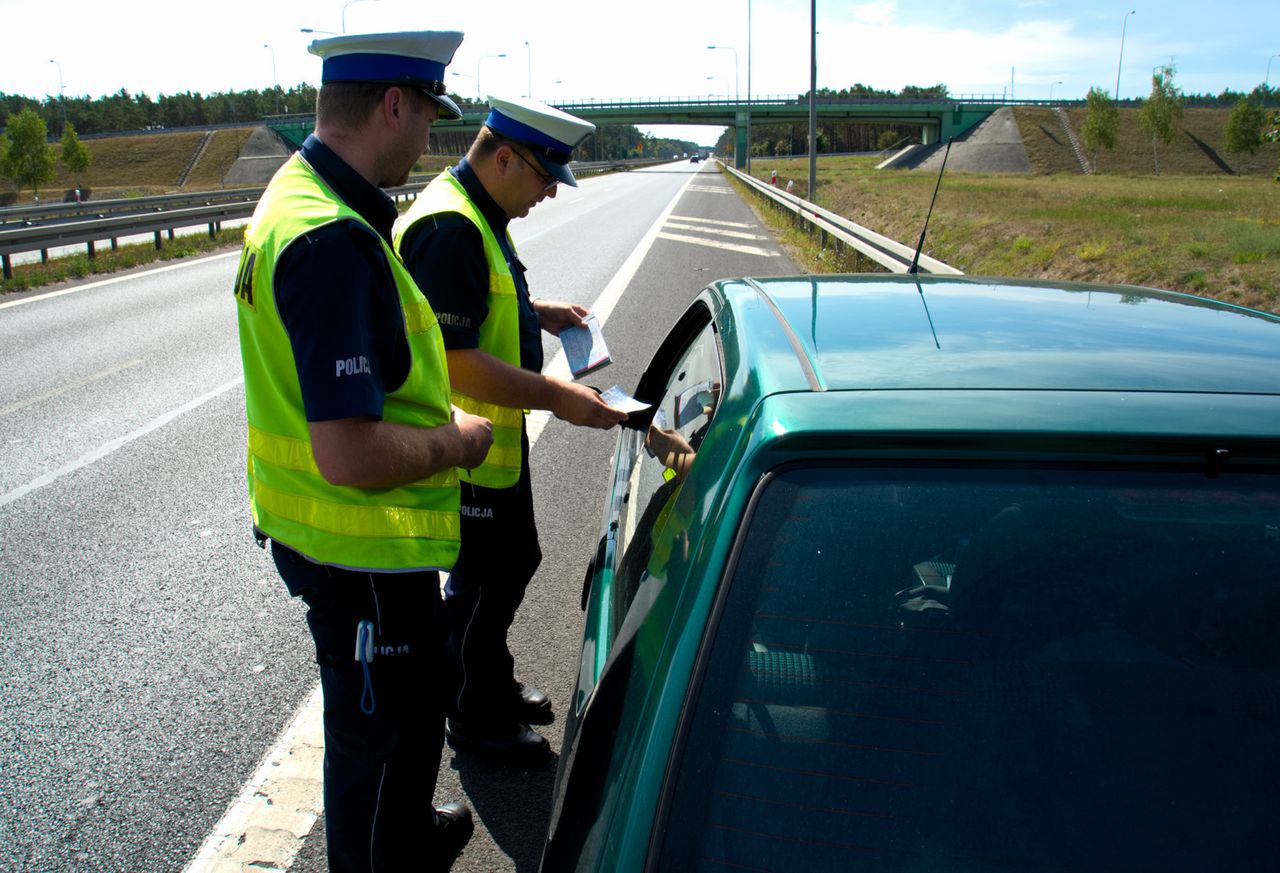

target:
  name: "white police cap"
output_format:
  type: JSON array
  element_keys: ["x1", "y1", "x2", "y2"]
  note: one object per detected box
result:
[
  {"x1": 308, "y1": 31, "x2": 465, "y2": 120},
  {"x1": 484, "y1": 95, "x2": 596, "y2": 187}
]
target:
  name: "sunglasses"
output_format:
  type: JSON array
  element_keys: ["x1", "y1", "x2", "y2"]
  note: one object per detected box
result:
[{"x1": 511, "y1": 148, "x2": 558, "y2": 192}]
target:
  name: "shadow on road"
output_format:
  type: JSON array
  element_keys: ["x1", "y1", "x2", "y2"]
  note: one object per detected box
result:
[{"x1": 450, "y1": 748, "x2": 558, "y2": 872}]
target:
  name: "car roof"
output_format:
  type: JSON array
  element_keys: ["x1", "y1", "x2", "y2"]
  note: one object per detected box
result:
[{"x1": 711, "y1": 275, "x2": 1280, "y2": 398}]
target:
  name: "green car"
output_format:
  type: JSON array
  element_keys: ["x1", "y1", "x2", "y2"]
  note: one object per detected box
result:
[{"x1": 541, "y1": 275, "x2": 1280, "y2": 872}]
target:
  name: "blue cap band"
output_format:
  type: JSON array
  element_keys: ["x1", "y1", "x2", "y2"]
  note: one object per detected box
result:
[
  {"x1": 484, "y1": 110, "x2": 573, "y2": 164},
  {"x1": 322, "y1": 53, "x2": 446, "y2": 85}
]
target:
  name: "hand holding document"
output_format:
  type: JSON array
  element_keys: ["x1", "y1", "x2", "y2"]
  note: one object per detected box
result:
[{"x1": 562, "y1": 313, "x2": 612, "y2": 378}]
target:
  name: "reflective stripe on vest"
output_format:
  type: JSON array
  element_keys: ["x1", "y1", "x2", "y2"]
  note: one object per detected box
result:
[
  {"x1": 394, "y1": 170, "x2": 524, "y2": 488},
  {"x1": 236, "y1": 153, "x2": 460, "y2": 571}
]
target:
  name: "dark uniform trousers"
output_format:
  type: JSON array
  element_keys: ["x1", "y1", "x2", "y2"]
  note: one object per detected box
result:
[
  {"x1": 445, "y1": 426, "x2": 542, "y2": 722},
  {"x1": 271, "y1": 540, "x2": 455, "y2": 873}
]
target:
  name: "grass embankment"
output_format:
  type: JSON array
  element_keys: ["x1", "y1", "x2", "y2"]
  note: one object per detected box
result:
[{"x1": 745, "y1": 109, "x2": 1280, "y2": 313}]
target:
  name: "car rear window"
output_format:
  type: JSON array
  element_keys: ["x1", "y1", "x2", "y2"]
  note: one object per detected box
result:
[{"x1": 658, "y1": 464, "x2": 1280, "y2": 871}]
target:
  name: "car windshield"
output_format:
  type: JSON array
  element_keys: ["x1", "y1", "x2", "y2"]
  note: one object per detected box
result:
[{"x1": 659, "y1": 463, "x2": 1280, "y2": 871}]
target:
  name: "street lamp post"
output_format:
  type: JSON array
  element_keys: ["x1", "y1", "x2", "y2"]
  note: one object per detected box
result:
[
  {"x1": 1115, "y1": 9, "x2": 1136, "y2": 101},
  {"x1": 300, "y1": 28, "x2": 337, "y2": 35},
  {"x1": 747, "y1": 0, "x2": 753, "y2": 174},
  {"x1": 525, "y1": 41, "x2": 532, "y2": 100},
  {"x1": 341, "y1": 0, "x2": 379, "y2": 33},
  {"x1": 808, "y1": 0, "x2": 816, "y2": 198},
  {"x1": 1049, "y1": 80, "x2": 1063, "y2": 102},
  {"x1": 1267, "y1": 54, "x2": 1280, "y2": 91},
  {"x1": 476, "y1": 53, "x2": 507, "y2": 103},
  {"x1": 48, "y1": 58, "x2": 66, "y2": 129},
  {"x1": 263, "y1": 44, "x2": 280, "y2": 114},
  {"x1": 707, "y1": 44, "x2": 739, "y2": 165}
]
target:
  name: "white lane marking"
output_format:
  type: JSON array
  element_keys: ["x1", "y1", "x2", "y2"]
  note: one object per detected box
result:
[
  {"x1": 182, "y1": 686, "x2": 325, "y2": 873},
  {"x1": 0, "y1": 251, "x2": 241, "y2": 310},
  {"x1": 686, "y1": 185, "x2": 733, "y2": 194},
  {"x1": 0, "y1": 358, "x2": 143, "y2": 418},
  {"x1": 667, "y1": 215, "x2": 753, "y2": 228},
  {"x1": 655, "y1": 231, "x2": 781, "y2": 258},
  {"x1": 0, "y1": 377, "x2": 243, "y2": 509},
  {"x1": 189, "y1": 164, "x2": 702, "y2": 870},
  {"x1": 664, "y1": 222, "x2": 768, "y2": 241}
]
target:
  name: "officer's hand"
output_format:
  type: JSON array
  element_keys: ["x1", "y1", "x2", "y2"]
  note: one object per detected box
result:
[
  {"x1": 552, "y1": 379, "x2": 628, "y2": 429},
  {"x1": 451, "y1": 408, "x2": 494, "y2": 469},
  {"x1": 535, "y1": 300, "x2": 589, "y2": 336}
]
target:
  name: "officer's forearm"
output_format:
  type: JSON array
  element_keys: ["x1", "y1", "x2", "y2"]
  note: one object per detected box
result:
[
  {"x1": 445, "y1": 348, "x2": 562, "y2": 411},
  {"x1": 309, "y1": 417, "x2": 470, "y2": 488}
]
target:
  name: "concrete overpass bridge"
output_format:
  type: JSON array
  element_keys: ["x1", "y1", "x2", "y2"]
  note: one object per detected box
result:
[{"x1": 266, "y1": 95, "x2": 1011, "y2": 168}]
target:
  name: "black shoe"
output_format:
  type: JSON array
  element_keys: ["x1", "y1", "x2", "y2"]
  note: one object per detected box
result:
[
  {"x1": 432, "y1": 801, "x2": 474, "y2": 870},
  {"x1": 515, "y1": 683, "x2": 555, "y2": 725},
  {"x1": 446, "y1": 717, "x2": 552, "y2": 768}
]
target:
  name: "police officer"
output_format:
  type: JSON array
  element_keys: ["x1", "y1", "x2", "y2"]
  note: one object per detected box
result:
[
  {"x1": 233, "y1": 31, "x2": 492, "y2": 872},
  {"x1": 394, "y1": 96, "x2": 627, "y2": 766}
]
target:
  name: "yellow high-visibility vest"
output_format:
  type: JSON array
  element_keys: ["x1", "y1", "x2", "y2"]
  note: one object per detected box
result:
[
  {"x1": 235, "y1": 153, "x2": 460, "y2": 571},
  {"x1": 395, "y1": 170, "x2": 523, "y2": 489}
]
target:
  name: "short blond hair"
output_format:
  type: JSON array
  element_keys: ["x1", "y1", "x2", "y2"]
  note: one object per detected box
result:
[{"x1": 317, "y1": 83, "x2": 429, "y2": 131}]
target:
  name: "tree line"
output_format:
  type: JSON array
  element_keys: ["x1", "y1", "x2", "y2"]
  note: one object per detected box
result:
[
  {"x1": 1078, "y1": 70, "x2": 1278, "y2": 178},
  {"x1": 727, "y1": 78, "x2": 1279, "y2": 177},
  {"x1": 1, "y1": 86, "x2": 319, "y2": 137}
]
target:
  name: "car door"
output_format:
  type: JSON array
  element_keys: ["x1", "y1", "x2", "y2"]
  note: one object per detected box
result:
[{"x1": 543, "y1": 296, "x2": 725, "y2": 871}]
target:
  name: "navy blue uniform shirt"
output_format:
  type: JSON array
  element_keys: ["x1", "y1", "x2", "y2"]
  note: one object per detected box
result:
[
  {"x1": 275, "y1": 135, "x2": 409, "y2": 422},
  {"x1": 398, "y1": 158, "x2": 544, "y2": 373}
]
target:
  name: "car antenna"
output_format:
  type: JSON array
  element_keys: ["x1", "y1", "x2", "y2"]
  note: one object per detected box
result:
[
  {"x1": 907, "y1": 137, "x2": 953, "y2": 275},
  {"x1": 909, "y1": 137, "x2": 952, "y2": 349}
]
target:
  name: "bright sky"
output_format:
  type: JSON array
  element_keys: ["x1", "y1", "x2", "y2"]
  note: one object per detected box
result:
[{"x1": 3, "y1": 0, "x2": 1276, "y2": 146}]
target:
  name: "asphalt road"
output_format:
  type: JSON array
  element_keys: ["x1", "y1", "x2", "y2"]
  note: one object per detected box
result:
[{"x1": 0, "y1": 159, "x2": 799, "y2": 872}]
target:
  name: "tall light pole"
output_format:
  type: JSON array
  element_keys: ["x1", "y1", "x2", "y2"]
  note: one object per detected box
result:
[
  {"x1": 263, "y1": 44, "x2": 280, "y2": 114},
  {"x1": 808, "y1": 0, "x2": 816, "y2": 198},
  {"x1": 707, "y1": 45, "x2": 739, "y2": 165},
  {"x1": 341, "y1": 0, "x2": 379, "y2": 33},
  {"x1": 1115, "y1": 9, "x2": 1136, "y2": 101},
  {"x1": 1267, "y1": 54, "x2": 1280, "y2": 91},
  {"x1": 525, "y1": 41, "x2": 533, "y2": 99},
  {"x1": 477, "y1": 53, "x2": 506, "y2": 103},
  {"x1": 747, "y1": 0, "x2": 753, "y2": 173},
  {"x1": 48, "y1": 59, "x2": 66, "y2": 129},
  {"x1": 1049, "y1": 80, "x2": 1063, "y2": 102}
]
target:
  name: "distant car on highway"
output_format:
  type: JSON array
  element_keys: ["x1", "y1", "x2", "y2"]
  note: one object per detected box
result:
[{"x1": 540, "y1": 274, "x2": 1280, "y2": 872}]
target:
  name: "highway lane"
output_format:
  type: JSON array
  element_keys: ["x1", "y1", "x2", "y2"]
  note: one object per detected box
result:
[{"x1": 0, "y1": 159, "x2": 798, "y2": 872}]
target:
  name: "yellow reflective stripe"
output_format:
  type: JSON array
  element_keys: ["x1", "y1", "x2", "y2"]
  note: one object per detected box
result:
[
  {"x1": 403, "y1": 300, "x2": 439, "y2": 336},
  {"x1": 451, "y1": 393, "x2": 523, "y2": 428},
  {"x1": 248, "y1": 424, "x2": 456, "y2": 487},
  {"x1": 253, "y1": 480, "x2": 460, "y2": 541},
  {"x1": 489, "y1": 273, "x2": 515, "y2": 296},
  {"x1": 480, "y1": 441, "x2": 522, "y2": 470},
  {"x1": 249, "y1": 425, "x2": 317, "y2": 473}
]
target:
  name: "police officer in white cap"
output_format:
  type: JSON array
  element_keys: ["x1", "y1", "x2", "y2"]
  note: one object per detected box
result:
[
  {"x1": 394, "y1": 96, "x2": 627, "y2": 766},
  {"x1": 234, "y1": 31, "x2": 492, "y2": 871}
]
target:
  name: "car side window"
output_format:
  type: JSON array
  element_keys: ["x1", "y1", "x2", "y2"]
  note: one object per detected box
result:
[{"x1": 610, "y1": 318, "x2": 722, "y2": 640}]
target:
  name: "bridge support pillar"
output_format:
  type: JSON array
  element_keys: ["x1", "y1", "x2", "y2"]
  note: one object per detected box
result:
[{"x1": 734, "y1": 108, "x2": 750, "y2": 169}]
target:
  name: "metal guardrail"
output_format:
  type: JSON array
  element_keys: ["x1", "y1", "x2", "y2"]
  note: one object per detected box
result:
[
  {"x1": 0, "y1": 159, "x2": 666, "y2": 280},
  {"x1": 720, "y1": 162, "x2": 962, "y2": 275},
  {"x1": 0, "y1": 188, "x2": 265, "y2": 226}
]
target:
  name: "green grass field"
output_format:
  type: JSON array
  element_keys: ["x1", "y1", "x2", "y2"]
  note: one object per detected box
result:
[{"x1": 747, "y1": 109, "x2": 1279, "y2": 313}]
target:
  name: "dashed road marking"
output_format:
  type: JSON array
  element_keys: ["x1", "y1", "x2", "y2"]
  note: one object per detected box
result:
[
  {"x1": 655, "y1": 231, "x2": 780, "y2": 257},
  {"x1": 664, "y1": 221, "x2": 768, "y2": 241},
  {"x1": 667, "y1": 215, "x2": 754, "y2": 228}
]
